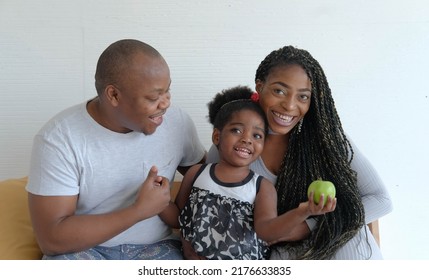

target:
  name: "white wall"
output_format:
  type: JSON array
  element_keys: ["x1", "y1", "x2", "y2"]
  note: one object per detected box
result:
[{"x1": 1, "y1": 0, "x2": 427, "y2": 260}]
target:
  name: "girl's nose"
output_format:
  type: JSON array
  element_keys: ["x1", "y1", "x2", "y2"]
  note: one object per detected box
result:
[{"x1": 241, "y1": 134, "x2": 252, "y2": 144}]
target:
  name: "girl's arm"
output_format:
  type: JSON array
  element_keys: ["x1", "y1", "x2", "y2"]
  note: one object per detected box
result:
[
  {"x1": 158, "y1": 201, "x2": 180, "y2": 228},
  {"x1": 174, "y1": 164, "x2": 201, "y2": 210},
  {"x1": 254, "y1": 178, "x2": 336, "y2": 243},
  {"x1": 176, "y1": 164, "x2": 207, "y2": 260},
  {"x1": 159, "y1": 165, "x2": 202, "y2": 228}
]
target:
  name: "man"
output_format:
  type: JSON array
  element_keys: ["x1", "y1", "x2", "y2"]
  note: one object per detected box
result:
[{"x1": 26, "y1": 39, "x2": 206, "y2": 260}]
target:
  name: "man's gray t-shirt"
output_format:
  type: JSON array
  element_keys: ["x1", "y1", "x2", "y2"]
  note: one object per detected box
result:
[{"x1": 26, "y1": 102, "x2": 205, "y2": 247}]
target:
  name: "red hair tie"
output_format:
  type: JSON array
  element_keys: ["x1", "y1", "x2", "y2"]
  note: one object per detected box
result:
[{"x1": 251, "y1": 92, "x2": 259, "y2": 102}]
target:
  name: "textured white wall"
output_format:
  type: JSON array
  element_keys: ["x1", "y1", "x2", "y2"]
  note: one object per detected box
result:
[{"x1": 1, "y1": 0, "x2": 428, "y2": 259}]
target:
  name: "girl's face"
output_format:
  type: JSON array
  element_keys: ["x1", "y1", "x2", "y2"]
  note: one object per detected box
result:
[
  {"x1": 256, "y1": 64, "x2": 312, "y2": 135},
  {"x1": 213, "y1": 109, "x2": 266, "y2": 167}
]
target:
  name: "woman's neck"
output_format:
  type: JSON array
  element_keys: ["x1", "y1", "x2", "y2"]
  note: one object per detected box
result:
[{"x1": 261, "y1": 133, "x2": 290, "y2": 175}]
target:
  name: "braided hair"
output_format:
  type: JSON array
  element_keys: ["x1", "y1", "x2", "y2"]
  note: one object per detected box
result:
[
  {"x1": 207, "y1": 85, "x2": 268, "y2": 136},
  {"x1": 255, "y1": 46, "x2": 365, "y2": 259}
]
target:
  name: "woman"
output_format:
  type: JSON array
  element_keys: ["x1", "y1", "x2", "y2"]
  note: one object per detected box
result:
[{"x1": 207, "y1": 46, "x2": 393, "y2": 259}]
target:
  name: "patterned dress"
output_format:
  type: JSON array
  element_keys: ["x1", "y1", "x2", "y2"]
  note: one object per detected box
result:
[{"x1": 179, "y1": 163, "x2": 269, "y2": 260}]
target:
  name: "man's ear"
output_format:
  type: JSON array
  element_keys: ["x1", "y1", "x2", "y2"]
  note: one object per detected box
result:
[
  {"x1": 212, "y1": 128, "x2": 220, "y2": 146},
  {"x1": 105, "y1": 85, "x2": 120, "y2": 107}
]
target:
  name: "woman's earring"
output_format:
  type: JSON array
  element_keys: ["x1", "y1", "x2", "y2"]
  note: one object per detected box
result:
[{"x1": 297, "y1": 118, "x2": 303, "y2": 133}]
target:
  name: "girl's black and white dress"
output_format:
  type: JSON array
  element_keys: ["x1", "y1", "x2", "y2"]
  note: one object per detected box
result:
[{"x1": 179, "y1": 163, "x2": 269, "y2": 260}]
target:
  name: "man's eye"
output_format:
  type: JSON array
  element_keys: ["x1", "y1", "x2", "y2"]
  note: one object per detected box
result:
[{"x1": 147, "y1": 96, "x2": 160, "y2": 102}]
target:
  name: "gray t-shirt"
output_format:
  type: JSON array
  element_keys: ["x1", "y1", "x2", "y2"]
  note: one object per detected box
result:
[{"x1": 27, "y1": 102, "x2": 206, "y2": 247}]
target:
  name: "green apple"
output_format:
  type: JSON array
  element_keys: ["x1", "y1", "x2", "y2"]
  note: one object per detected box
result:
[{"x1": 307, "y1": 179, "x2": 336, "y2": 206}]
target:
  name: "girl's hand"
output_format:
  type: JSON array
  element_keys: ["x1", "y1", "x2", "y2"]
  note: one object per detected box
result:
[{"x1": 181, "y1": 237, "x2": 207, "y2": 260}]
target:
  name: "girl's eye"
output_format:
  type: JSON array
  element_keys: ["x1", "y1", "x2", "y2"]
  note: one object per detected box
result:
[
  {"x1": 231, "y1": 128, "x2": 242, "y2": 134},
  {"x1": 253, "y1": 133, "x2": 263, "y2": 140}
]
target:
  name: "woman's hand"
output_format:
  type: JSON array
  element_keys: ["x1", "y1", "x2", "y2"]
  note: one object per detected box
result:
[{"x1": 305, "y1": 191, "x2": 337, "y2": 215}]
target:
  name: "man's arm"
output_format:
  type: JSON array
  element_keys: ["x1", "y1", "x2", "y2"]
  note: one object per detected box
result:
[{"x1": 28, "y1": 166, "x2": 171, "y2": 256}]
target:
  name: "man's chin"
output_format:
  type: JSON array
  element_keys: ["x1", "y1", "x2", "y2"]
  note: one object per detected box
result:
[{"x1": 140, "y1": 126, "x2": 158, "y2": 135}]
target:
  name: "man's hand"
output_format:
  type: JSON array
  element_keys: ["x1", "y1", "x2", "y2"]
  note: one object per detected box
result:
[{"x1": 134, "y1": 166, "x2": 171, "y2": 219}]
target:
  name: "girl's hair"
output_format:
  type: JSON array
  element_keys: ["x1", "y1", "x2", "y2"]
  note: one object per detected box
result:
[
  {"x1": 207, "y1": 85, "x2": 268, "y2": 135},
  {"x1": 256, "y1": 46, "x2": 365, "y2": 259}
]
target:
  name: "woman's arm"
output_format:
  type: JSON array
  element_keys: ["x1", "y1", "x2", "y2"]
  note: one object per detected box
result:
[
  {"x1": 349, "y1": 138, "x2": 393, "y2": 224},
  {"x1": 254, "y1": 179, "x2": 336, "y2": 243}
]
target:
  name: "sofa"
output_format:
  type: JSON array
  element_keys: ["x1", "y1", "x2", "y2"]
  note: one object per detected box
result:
[
  {"x1": 0, "y1": 177, "x2": 380, "y2": 260},
  {"x1": 0, "y1": 177, "x2": 182, "y2": 260},
  {"x1": 0, "y1": 177, "x2": 42, "y2": 259}
]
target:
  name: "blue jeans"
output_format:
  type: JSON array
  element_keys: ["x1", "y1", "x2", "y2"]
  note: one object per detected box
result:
[{"x1": 43, "y1": 239, "x2": 183, "y2": 260}]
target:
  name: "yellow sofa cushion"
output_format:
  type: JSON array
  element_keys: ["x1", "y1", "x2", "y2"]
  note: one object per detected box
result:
[
  {"x1": 0, "y1": 177, "x2": 42, "y2": 260},
  {"x1": 0, "y1": 178, "x2": 182, "y2": 260}
]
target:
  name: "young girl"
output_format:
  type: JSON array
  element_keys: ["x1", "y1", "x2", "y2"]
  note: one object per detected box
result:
[{"x1": 160, "y1": 85, "x2": 336, "y2": 260}]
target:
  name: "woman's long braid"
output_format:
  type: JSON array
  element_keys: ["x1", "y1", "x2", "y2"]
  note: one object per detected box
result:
[{"x1": 255, "y1": 46, "x2": 365, "y2": 259}]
